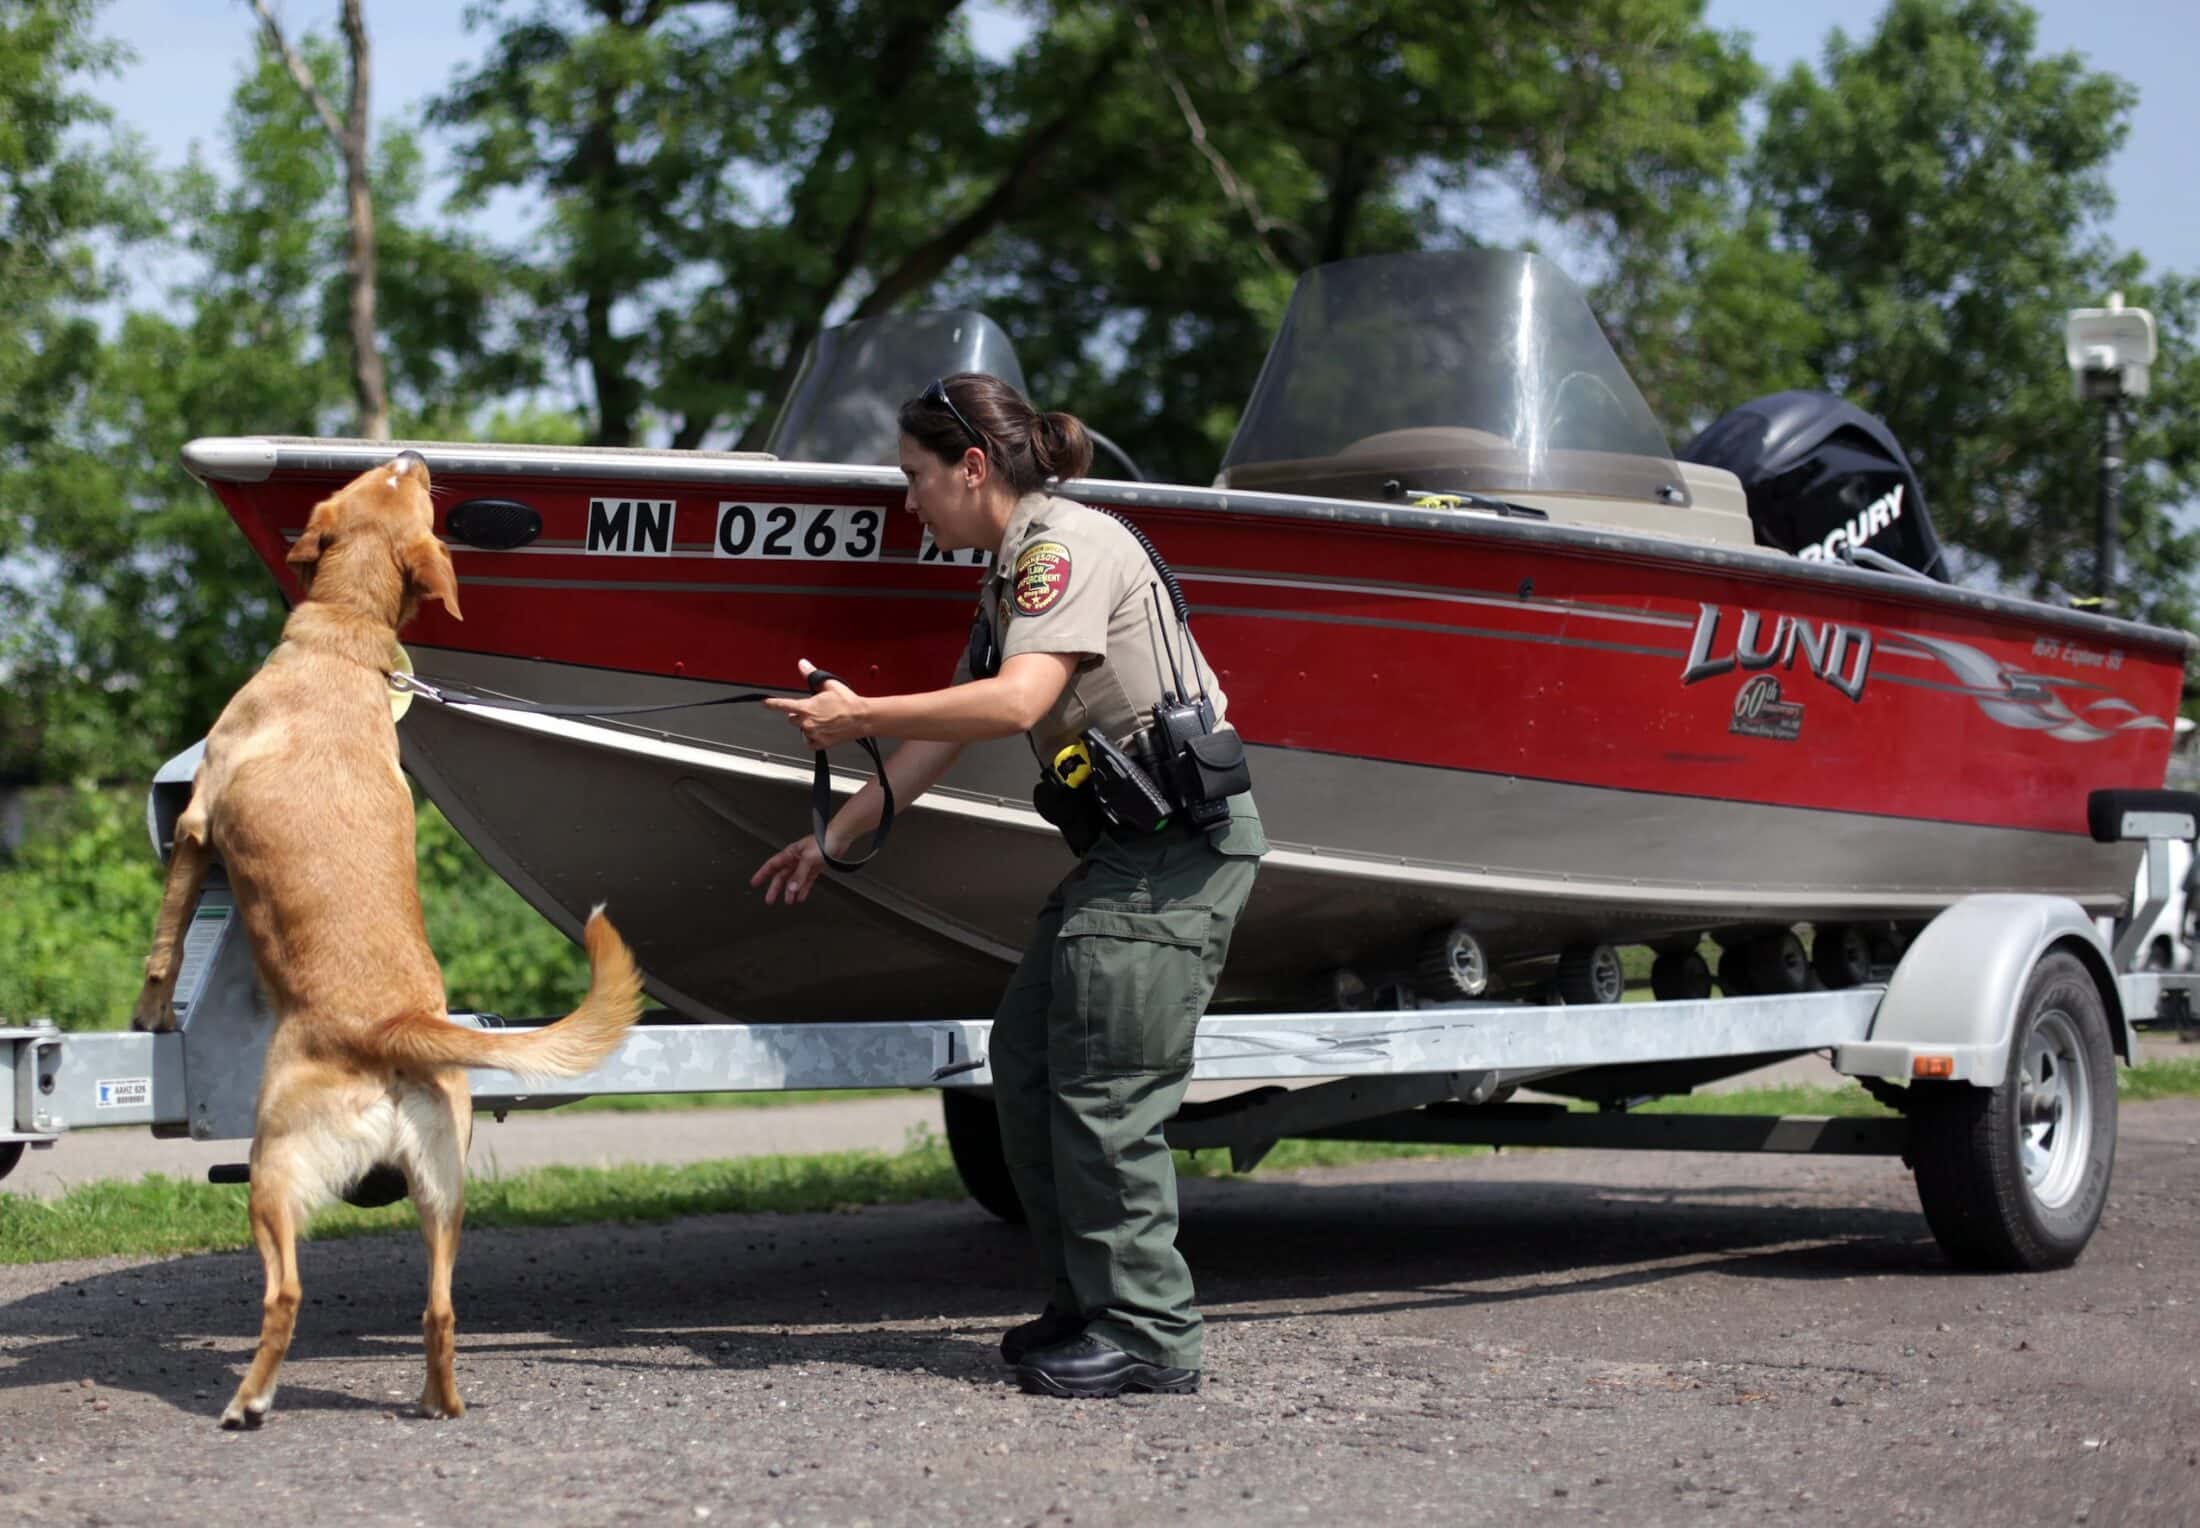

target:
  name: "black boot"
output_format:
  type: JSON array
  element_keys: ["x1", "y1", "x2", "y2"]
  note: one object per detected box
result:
[
  {"x1": 1014, "y1": 1333, "x2": 1199, "y2": 1398},
  {"x1": 999, "y1": 1305, "x2": 1084, "y2": 1365}
]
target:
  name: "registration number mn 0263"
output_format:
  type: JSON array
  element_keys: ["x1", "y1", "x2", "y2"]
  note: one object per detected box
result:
[{"x1": 716, "y1": 502, "x2": 884, "y2": 562}]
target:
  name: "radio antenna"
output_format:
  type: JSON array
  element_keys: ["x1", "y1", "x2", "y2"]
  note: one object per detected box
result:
[
  {"x1": 1151, "y1": 585, "x2": 1190, "y2": 701},
  {"x1": 1141, "y1": 588, "x2": 1173, "y2": 699}
]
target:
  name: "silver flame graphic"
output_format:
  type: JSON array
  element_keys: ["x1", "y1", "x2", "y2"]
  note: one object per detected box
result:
[{"x1": 1894, "y1": 631, "x2": 2170, "y2": 743}]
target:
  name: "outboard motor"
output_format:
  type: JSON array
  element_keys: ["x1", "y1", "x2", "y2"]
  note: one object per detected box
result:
[{"x1": 1681, "y1": 391, "x2": 1947, "y2": 580}]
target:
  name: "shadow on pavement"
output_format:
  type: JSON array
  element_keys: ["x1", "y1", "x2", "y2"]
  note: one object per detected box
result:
[{"x1": 0, "y1": 1166, "x2": 1941, "y2": 1421}]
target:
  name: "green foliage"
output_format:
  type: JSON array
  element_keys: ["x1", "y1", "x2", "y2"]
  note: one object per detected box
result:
[
  {"x1": 1739, "y1": 0, "x2": 2200, "y2": 625},
  {"x1": 414, "y1": 797, "x2": 592, "y2": 1019},
  {"x1": 0, "y1": 785, "x2": 592, "y2": 1029},
  {"x1": 3, "y1": 23, "x2": 544, "y2": 787},
  {"x1": 0, "y1": 786, "x2": 163, "y2": 1029},
  {"x1": 432, "y1": 0, "x2": 1763, "y2": 479}
]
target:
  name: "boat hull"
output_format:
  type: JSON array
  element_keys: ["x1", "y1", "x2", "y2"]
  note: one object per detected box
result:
[{"x1": 187, "y1": 437, "x2": 2183, "y2": 1020}]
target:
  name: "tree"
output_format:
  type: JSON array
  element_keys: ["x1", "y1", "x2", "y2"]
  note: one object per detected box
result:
[
  {"x1": 432, "y1": 0, "x2": 1121, "y2": 448},
  {"x1": 432, "y1": 0, "x2": 1763, "y2": 478},
  {"x1": 0, "y1": 0, "x2": 160, "y2": 781},
  {"x1": 986, "y1": 0, "x2": 1766, "y2": 481},
  {"x1": 1743, "y1": 0, "x2": 2200, "y2": 624},
  {"x1": 3, "y1": 23, "x2": 544, "y2": 787},
  {"x1": 247, "y1": 0, "x2": 393, "y2": 440}
]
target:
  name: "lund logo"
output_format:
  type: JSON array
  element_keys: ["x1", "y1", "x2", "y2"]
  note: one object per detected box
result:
[
  {"x1": 587, "y1": 498, "x2": 675, "y2": 555},
  {"x1": 1797, "y1": 483, "x2": 1904, "y2": 562},
  {"x1": 1681, "y1": 603, "x2": 1873, "y2": 701}
]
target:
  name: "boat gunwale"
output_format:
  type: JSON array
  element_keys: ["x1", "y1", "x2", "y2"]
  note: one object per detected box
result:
[{"x1": 182, "y1": 434, "x2": 2197, "y2": 658}]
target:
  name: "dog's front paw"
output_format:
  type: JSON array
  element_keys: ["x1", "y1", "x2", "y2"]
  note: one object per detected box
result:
[{"x1": 130, "y1": 986, "x2": 178, "y2": 1033}]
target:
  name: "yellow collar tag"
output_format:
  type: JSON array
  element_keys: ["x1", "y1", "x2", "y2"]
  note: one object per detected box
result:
[{"x1": 389, "y1": 642, "x2": 415, "y2": 723}]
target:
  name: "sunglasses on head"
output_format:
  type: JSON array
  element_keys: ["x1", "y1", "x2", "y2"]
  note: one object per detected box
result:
[{"x1": 923, "y1": 378, "x2": 987, "y2": 453}]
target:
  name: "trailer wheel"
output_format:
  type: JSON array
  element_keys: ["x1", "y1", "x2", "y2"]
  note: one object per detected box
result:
[
  {"x1": 942, "y1": 1088, "x2": 1025, "y2": 1224},
  {"x1": 1650, "y1": 949, "x2": 1712, "y2": 1001},
  {"x1": 1414, "y1": 924, "x2": 1489, "y2": 1001},
  {"x1": 1715, "y1": 945, "x2": 1756, "y2": 997},
  {"x1": 1909, "y1": 950, "x2": 2116, "y2": 1271},
  {"x1": 1745, "y1": 931, "x2": 1810, "y2": 993},
  {"x1": 0, "y1": 1141, "x2": 22, "y2": 1187},
  {"x1": 1812, "y1": 925, "x2": 1874, "y2": 989},
  {"x1": 1556, "y1": 943, "x2": 1623, "y2": 1005}
]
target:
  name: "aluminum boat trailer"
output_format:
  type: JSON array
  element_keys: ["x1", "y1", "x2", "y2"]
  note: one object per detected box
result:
[{"x1": 7, "y1": 791, "x2": 2197, "y2": 1273}]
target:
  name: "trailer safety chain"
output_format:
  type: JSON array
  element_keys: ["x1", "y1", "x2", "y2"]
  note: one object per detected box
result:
[{"x1": 388, "y1": 669, "x2": 893, "y2": 872}]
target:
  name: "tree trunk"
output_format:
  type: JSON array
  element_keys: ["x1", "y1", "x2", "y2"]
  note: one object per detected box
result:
[
  {"x1": 338, "y1": 0, "x2": 389, "y2": 440},
  {"x1": 251, "y1": 0, "x2": 389, "y2": 440}
]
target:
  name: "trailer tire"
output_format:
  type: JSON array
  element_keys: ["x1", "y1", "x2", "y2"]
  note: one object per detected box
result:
[
  {"x1": 1650, "y1": 949, "x2": 1712, "y2": 1001},
  {"x1": 1909, "y1": 950, "x2": 2116, "y2": 1271},
  {"x1": 1715, "y1": 945, "x2": 1756, "y2": 997},
  {"x1": 0, "y1": 1141, "x2": 22, "y2": 1187},
  {"x1": 1556, "y1": 943, "x2": 1623, "y2": 1005},
  {"x1": 1745, "y1": 931, "x2": 1810, "y2": 994},
  {"x1": 1812, "y1": 924, "x2": 1874, "y2": 989},
  {"x1": 942, "y1": 1088, "x2": 1025, "y2": 1224}
]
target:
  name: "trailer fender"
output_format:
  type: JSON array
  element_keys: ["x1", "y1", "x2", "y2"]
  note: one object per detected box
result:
[{"x1": 1836, "y1": 895, "x2": 2129, "y2": 1084}]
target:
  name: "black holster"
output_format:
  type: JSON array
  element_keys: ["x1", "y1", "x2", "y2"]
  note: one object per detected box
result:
[{"x1": 1033, "y1": 776, "x2": 1105, "y2": 856}]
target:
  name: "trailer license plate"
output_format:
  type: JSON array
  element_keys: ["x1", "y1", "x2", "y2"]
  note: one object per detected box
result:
[{"x1": 96, "y1": 1077, "x2": 150, "y2": 1109}]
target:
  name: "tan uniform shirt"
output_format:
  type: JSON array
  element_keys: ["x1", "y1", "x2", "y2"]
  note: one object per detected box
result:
[{"x1": 956, "y1": 493, "x2": 1230, "y2": 762}]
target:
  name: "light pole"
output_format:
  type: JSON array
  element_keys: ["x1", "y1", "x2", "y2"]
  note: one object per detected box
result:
[{"x1": 2065, "y1": 292, "x2": 2157, "y2": 603}]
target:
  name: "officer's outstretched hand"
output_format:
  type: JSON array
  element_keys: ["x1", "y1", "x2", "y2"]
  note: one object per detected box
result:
[
  {"x1": 764, "y1": 658, "x2": 869, "y2": 750},
  {"x1": 751, "y1": 834, "x2": 827, "y2": 906}
]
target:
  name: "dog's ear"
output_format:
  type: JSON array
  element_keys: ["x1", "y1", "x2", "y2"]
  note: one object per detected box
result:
[
  {"x1": 402, "y1": 535, "x2": 463, "y2": 622},
  {"x1": 287, "y1": 500, "x2": 337, "y2": 573}
]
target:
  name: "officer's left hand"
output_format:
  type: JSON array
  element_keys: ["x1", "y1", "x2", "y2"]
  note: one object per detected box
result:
[{"x1": 764, "y1": 658, "x2": 869, "y2": 750}]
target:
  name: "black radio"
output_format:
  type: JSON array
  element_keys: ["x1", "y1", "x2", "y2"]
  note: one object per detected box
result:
[{"x1": 1146, "y1": 696, "x2": 1250, "y2": 831}]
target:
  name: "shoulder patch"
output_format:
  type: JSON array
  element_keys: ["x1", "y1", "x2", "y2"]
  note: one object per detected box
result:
[{"x1": 1012, "y1": 539, "x2": 1072, "y2": 616}]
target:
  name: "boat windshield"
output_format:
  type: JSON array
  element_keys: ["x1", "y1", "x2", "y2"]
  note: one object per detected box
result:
[
  {"x1": 1220, "y1": 249, "x2": 1688, "y2": 506},
  {"x1": 764, "y1": 310, "x2": 1029, "y2": 466}
]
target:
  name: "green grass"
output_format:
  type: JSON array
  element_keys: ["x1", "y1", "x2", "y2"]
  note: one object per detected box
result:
[
  {"x1": 0, "y1": 1135, "x2": 1478, "y2": 1267},
  {"x1": 1626, "y1": 1082, "x2": 1895, "y2": 1118},
  {"x1": 8, "y1": 1062, "x2": 2199, "y2": 1267},
  {"x1": 2117, "y1": 1054, "x2": 2200, "y2": 1100}
]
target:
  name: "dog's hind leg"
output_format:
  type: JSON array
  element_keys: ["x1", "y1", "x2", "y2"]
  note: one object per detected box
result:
[
  {"x1": 221, "y1": 1155, "x2": 304, "y2": 1429},
  {"x1": 132, "y1": 773, "x2": 212, "y2": 1033},
  {"x1": 407, "y1": 1071, "x2": 472, "y2": 1419}
]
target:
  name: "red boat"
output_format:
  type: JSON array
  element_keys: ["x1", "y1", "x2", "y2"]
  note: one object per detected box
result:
[{"x1": 181, "y1": 250, "x2": 2186, "y2": 1021}]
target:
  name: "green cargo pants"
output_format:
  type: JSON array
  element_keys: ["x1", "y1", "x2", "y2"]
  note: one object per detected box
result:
[{"x1": 988, "y1": 794, "x2": 1265, "y2": 1371}]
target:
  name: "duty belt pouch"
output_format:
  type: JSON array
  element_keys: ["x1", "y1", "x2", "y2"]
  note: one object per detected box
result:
[
  {"x1": 1183, "y1": 730, "x2": 1252, "y2": 803},
  {"x1": 1033, "y1": 776, "x2": 1104, "y2": 856}
]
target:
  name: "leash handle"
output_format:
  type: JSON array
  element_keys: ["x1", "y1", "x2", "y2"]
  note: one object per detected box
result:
[{"x1": 804, "y1": 667, "x2": 893, "y2": 872}]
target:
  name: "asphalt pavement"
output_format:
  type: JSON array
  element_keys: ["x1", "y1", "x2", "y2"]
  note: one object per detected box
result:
[{"x1": 5, "y1": 1097, "x2": 2199, "y2": 1525}]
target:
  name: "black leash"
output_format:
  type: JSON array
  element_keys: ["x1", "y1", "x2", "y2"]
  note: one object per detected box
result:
[{"x1": 391, "y1": 667, "x2": 893, "y2": 871}]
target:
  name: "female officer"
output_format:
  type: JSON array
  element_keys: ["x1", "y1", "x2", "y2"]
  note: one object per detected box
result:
[{"x1": 751, "y1": 372, "x2": 1265, "y2": 1399}]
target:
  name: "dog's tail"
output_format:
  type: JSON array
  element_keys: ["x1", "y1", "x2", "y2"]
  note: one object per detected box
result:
[{"x1": 355, "y1": 907, "x2": 644, "y2": 1079}]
